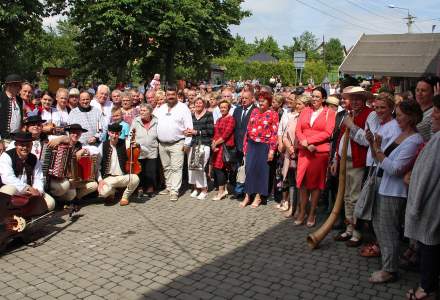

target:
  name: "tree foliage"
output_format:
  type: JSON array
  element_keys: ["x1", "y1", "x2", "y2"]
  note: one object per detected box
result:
[
  {"x1": 66, "y1": 0, "x2": 250, "y2": 83},
  {"x1": 253, "y1": 36, "x2": 281, "y2": 59},
  {"x1": 323, "y1": 38, "x2": 344, "y2": 70},
  {"x1": 283, "y1": 31, "x2": 320, "y2": 61},
  {"x1": 213, "y1": 56, "x2": 327, "y2": 85}
]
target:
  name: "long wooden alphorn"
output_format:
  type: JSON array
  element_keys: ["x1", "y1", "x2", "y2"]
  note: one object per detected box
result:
[{"x1": 307, "y1": 127, "x2": 349, "y2": 249}]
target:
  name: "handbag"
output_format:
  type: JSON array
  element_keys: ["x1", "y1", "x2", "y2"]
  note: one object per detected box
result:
[
  {"x1": 222, "y1": 143, "x2": 238, "y2": 164},
  {"x1": 236, "y1": 160, "x2": 246, "y2": 184},
  {"x1": 354, "y1": 166, "x2": 378, "y2": 221},
  {"x1": 188, "y1": 138, "x2": 205, "y2": 171}
]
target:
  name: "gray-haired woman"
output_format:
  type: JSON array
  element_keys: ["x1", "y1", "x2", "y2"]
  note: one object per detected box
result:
[{"x1": 130, "y1": 103, "x2": 158, "y2": 197}]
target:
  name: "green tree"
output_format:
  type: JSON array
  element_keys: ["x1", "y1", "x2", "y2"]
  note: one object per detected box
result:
[
  {"x1": 67, "y1": 0, "x2": 249, "y2": 83},
  {"x1": 323, "y1": 38, "x2": 344, "y2": 70},
  {"x1": 253, "y1": 36, "x2": 281, "y2": 59},
  {"x1": 283, "y1": 31, "x2": 319, "y2": 61},
  {"x1": 0, "y1": 0, "x2": 63, "y2": 80},
  {"x1": 227, "y1": 34, "x2": 255, "y2": 58}
]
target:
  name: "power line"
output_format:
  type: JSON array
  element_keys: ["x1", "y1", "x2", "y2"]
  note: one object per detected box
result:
[
  {"x1": 293, "y1": 0, "x2": 386, "y2": 34},
  {"x1": 344, "y1": 0, "x2": 402, "y2": 22},
  {"x1": 418, "y1": 18, "x2": 440, "y2": 23},
  {"x1": 414, "y1": 23, "x2": 424, "y2": 33},
  {"x1": 311, "y1": 0, "x2": 389, "y2": 33}
]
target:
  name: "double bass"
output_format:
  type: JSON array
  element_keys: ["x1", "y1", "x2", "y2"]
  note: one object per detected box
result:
[{"x1": 125, "y1": 129, "x2": 141, "y2": 174}]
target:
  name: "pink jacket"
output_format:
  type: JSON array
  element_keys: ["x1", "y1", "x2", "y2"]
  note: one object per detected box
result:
[{"x1": 295, "y1": 106, "x2": 336, "y2": 153}]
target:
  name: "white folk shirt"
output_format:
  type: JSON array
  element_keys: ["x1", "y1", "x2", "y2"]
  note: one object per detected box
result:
[
  {"x1": 109, "y1": 144, "x2": 123, "y2": 176},
  {"x1": 52, "y1": 106, "x2": 70, "y2": 127},
  {"x1": 97, "y1": 143, "x2": 124, "y2": 181},
  {"x1": 91, "y1": 99, "x2": 113, "y2": 130},
  {"x1": 155, "y1": 102, "x2": 193, "y2": 146},
  {"x1": 41, "y1": 107, "x2": 57, "y2": 124},
  {"x1": 0, "y1": 152, "x2": 44, "y2": 194}
]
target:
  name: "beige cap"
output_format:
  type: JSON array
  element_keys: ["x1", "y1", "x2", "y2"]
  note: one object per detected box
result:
[
  {"x1": 326, "y1": 96, "x2": 339, "y2": 106},
  {"x1": 341, "y1": 86, "x2": 372, "y2": 99},
  {"x1": 296, "y1": 94, "x2": 311, "y2": 104}
]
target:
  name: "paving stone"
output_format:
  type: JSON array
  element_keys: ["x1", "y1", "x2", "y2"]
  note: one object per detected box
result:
[{"x1": 0, "y1": 191, "x2": 420, "y2": 300}]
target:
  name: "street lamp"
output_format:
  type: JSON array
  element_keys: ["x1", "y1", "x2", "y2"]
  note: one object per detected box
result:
[{"x1": 388, "y1": 4, "x2": 416, "y2": 33}]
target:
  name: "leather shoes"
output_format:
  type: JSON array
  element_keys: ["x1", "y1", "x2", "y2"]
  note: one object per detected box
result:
[
  {"x1": 346, "y1": 237, "x2": 362, "y2": 247},
  {"x1": 334, "y1": 231, "x2": 352, "y2": 241}
]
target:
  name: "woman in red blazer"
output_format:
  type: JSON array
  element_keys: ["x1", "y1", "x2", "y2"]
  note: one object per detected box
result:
[{"x1": 295, "y1": 87, "x2": 336, "y2": 227}]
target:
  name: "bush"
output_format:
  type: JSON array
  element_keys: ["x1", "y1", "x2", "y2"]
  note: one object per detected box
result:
[{"x1": 212, "y1": 57, "x2": 327, "y2": 85}]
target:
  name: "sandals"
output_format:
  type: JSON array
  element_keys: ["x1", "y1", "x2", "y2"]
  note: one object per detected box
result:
[
  {"x1": 360, "y1": 243, "x2": 381, "y2": 257},
  {"x1": 277, "y1": 200, "x2": 289, "y2": 212},
  {"x1": 239, "y1": 197, "x2": 251, "y2": 208},
  {"x1": 251, "y1": 197, "x2": 262, "y2": 208},
  {"x1": 293, "y1": 215, "x2": 306, "y2": 226},
  {"x1": 212, "y1": 191, "x2": 228, "y2": 201},
  {"x1": 306, "y1": 215, "x2": 316, "y2": 228},
  {"x1": 368, "y1": 270, "x2": 398, "y2": 284},
  {"x1": 407, "y1": 287, "x2": 438, "y2": 300}
]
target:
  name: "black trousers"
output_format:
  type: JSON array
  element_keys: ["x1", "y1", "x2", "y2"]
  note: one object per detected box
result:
[
  {"x1": 139, "y1": 158, "x2": 157, "y2": 190},
  {"x1": 214, "y1": 168, "x2": 229, "y2": 186},
  {"x1": 419, "y1": 242, "x2": 440, "y2": 293}
]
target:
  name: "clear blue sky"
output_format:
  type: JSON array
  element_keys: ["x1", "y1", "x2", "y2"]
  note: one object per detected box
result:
[{"x1": 230, "y1": 0, "x2": 440, "y2": 48}]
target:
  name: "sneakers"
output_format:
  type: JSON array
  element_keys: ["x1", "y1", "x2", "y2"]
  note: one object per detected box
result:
[
  {"x1": 197, "y1": 192, "x2": 207, "y2": 200},
  {"x1": 159, "y1": 189, "x2": 170, "y2": 195},
  {"x1": 170, "y1": 192, "x2": 179, "y2": 201},
  {"x1": 190, "y1": 190, "x2": 199, "y2": 198}
]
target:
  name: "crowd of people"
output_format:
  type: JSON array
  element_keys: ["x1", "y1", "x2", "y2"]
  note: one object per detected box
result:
[{"x1": 0, "y1": 72, "x2": 439, "y2": 299}]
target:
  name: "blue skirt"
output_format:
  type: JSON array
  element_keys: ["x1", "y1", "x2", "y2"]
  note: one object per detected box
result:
[{"x1": 244, "y1": 139, "x2": 269, "y2": 196}]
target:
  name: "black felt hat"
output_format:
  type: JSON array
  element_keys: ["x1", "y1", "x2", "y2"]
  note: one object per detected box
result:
[
  {"x1": 5, "y1": 74, "x2": 22, "y2": 84},
  {"x1": 23, "y1": 115, "x2": 45, "y2": 125},
  {"x1": 13, "y1": 132, "x2": 33, "y2": 143},
  {"x1": 107, "y1": 123, "x2": 122, "y2": 133},
  {"x1": 65, "y1": 124, "x2": 88, "y2": 132}
]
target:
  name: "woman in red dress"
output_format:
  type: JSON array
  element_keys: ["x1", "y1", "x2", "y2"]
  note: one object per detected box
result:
[
  {"x1": 211, "y1": 100, "x2": 235, "y2": 200},
  {"x1": 295, "y1": 87, "x2": 336, "y2": 227}
]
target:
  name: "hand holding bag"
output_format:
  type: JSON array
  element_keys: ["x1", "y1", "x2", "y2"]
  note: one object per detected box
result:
[
  {"x1": 189, "y1": 138, "x2": 205, "y2": 171},
  {"x1": 354, "y1": 166, "x2": 378, "y2": 221},
  {"x1": 222, "y1": 143, "x2": 238, "y2": 164}
]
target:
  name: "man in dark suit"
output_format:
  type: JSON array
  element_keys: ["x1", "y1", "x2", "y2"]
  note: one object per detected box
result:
[
  {"x1": 0, "y1": 74, "x2": 24, "y2": 141},
  {"x1": 231, "y1": 89, "x2": 256, "y2": 198}
]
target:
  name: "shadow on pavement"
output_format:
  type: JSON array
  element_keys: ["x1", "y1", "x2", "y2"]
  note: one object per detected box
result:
[{"x1": 138, "y1": 213, "x2": 418, "y2": 300}]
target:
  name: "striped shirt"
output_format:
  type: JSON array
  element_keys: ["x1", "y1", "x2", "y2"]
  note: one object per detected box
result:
[{"x1": 417, "y1": 106, "x2": 433, "y2": 142}]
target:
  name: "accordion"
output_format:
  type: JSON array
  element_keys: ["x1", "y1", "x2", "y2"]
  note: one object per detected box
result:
[
  {"x1": 41, "y1": 143, "x2": 72, "y2": 179},
  {"x1": 70, "y1": 155, "x2": 98, "y2": 182}
]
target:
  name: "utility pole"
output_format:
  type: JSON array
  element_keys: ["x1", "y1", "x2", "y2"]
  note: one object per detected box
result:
[
  {"x1": 388, "y1": 5, "x2": 416, "y2": 34},
  {"x1": 404, "y1": 11, "x2": 416, "y2": 33}
]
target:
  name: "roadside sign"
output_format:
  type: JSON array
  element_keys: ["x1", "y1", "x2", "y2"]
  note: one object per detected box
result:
[{"x1": 294, "y1": 51, "x2": 306, "y2": 69}]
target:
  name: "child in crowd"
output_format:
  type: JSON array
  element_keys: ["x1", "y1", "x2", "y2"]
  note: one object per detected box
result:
[{"x1": 110, "y1": 107, "x2": 130, "y2": 140}]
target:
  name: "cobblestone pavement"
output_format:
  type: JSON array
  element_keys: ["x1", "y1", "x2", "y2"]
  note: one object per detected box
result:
[{"x1": 0, "y1": 192, "x2": 418, "y2": 300}]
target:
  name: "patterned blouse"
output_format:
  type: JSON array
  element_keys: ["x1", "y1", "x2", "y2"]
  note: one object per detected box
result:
[
  {"x1": 212, "y1": 115, "x2": 235, "y2": 170},
  {"x1": 192, "y1": 111, "x2": 214, "y2": 146},
  {"x1": 122, "y1": 107, "x2": 140, "y2": 125},
  {"x1": 244, "y1": 108, "x2": 279, "y2": 152}
]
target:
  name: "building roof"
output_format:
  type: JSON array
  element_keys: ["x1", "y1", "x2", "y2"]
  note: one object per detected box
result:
[
  {"x1": 246, "y1": 52, "x2": 278, "y2": 63},
  {"x1": 339, "y1": 33, "x2": 440, "y2": 77}
]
